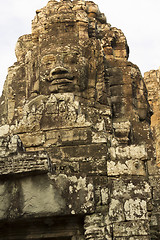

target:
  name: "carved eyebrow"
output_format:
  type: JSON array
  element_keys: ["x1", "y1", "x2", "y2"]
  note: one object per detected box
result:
[{"x1": 41, "y1": 55, "x2": 56, "y2": 64}]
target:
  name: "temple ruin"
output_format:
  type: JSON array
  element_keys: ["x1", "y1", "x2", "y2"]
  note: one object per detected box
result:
[{"x1": 0, "y1": 0, "x2": 159, "y2": 239}]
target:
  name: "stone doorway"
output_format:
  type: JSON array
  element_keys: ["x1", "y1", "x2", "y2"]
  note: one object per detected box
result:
[
  {"x1": 42, "y1": 238, "x2": 71, "y2": 240},
  {"x1": 0, "y1": 216, "x2": 84, "y2": 240},
  {"x1": 32, "y1": 238, "x2": 72, "y2": 240},
  {"x1": 32, "y1": 238, "x2": 71, "y2": 240}
]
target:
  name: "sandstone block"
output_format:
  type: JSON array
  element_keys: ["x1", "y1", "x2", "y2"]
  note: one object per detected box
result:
[
  {"x1": 109, "y1": 178, "x2": 151, "y2": 200},
  {"x1": 108, "y1": 198, "x2": 125, "y2": 222},
  {"x1": 124, "y1": 198, "x2": 148, "y2": 220},
  {"x1": 21, "y1": 175, "x2": 65, "y2": 216},
  {"x1": 84, "y1": 213, "x2": 106, "y2": 240},
  {"x1": 107, "y1": 159, "x2": 146, "y2": 176},
  {"x1": 19, "y1": 132, "x2": 45, "y2": 147},
  {"x1": 113, "y1": 220, "x2": 150, "y2": 237}
]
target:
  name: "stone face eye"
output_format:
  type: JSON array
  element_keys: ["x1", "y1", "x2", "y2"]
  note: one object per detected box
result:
[
  {"x1": 41, "y1": 55, "x2": 56, "y2": 66},
  {"x1": 46, "y1": 61, "x2": 52, "y2": 67},
  {"x1": 64, "y1": 53, "x2": 78, "y2": 64}
]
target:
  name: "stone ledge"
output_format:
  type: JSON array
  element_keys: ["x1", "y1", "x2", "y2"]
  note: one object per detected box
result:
[{"x1": 0, "y1": 152, "x2": 48, "y2": 176}]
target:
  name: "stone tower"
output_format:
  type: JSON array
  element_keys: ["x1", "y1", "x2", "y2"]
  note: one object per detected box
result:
[
  {"x1": 0, "y1": 0, "x2": 159, "y2": 239},
  {"x1": 144, "y1": 69, "x2": 160, "y2": 166}
]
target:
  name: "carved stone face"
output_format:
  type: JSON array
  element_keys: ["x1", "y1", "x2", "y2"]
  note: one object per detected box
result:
[{"x1": 39, "y1": 45, "x2": 89, "y2": 94}]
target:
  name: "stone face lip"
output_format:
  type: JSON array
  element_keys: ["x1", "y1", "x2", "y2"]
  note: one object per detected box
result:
[
  {"x1": 48, "y1": 66, "x2": 74, "y2": 92},
  {"x1": 48, "y1": 70, "x2": 74, "y2": 93},
  {"x1": 0, "y1": 0, "x2": 159, "y2": 240}
]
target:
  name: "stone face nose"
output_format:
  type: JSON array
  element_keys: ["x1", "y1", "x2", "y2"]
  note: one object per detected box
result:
[{"x1": 50, "y1": 67, "x2": 69, "y2": 77}]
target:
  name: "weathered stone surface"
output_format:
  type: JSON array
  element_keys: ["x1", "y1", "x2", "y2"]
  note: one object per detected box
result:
[
  {"x1": 0, "y1": 0, "x2": 159, "y2": 239},
  {"x1": 144, "y1": 69, "x2": 160, "y2": 164},
  {"x1": 0, "y1": 182, "x2": 10, "y2": 220},
  {"x1": 113, "y1": 220, "x2": 150, "y2": 237},
  {"x1": 108, "y1": 144, "x2": 148, "y2": 176},
  {"x1": 50, "y1": 174, "x2": 95, "y2": 214},
  {"x1": 0, "y1": 125, "x2": 9, "y2": 137},
  {"x1": 144, "y1": 68, "x2": 160, "y2": 238},
  {"x1": 0, "y1": 174, "x2": 94, "y2": 220},
  {"x1": 84, "y1": 213, "x2": 106, "y2": 240},
  {"x1": 22, "y1": 175, "x2": 68, "y2": 216},
  {"x1": 108, "y1": 198, "x2": 125, "y2": 222},
  {"x1": 114, "y1": 237, "x2": 150, "y2": 240}
]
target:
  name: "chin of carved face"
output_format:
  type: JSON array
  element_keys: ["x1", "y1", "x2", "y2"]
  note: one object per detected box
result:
[{"x1": 48, "y1": 84, "x2": 74, "y2": 93}]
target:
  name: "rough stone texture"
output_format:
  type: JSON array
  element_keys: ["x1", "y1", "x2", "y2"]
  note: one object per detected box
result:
[
  {"x1": 144, "y1": 69, "x2": 160, "y2": 239},
  {"x1": 0, "y1": 0, "x2": 159, "y2": 239},
  {"x1": 144, "y1": 69, "x2": 160, "y2": 166}
]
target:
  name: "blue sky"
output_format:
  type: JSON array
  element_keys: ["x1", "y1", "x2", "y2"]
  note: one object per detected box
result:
[{"x1": 0, "y1": 0, "x2": 160, "y2": 94}]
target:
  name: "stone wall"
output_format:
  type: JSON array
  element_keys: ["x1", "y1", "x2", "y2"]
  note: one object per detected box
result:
[
  {"x1": 144, "y1": 69, "x2": 160, "y2": 239},
  {"x1": 0, "y1": 0, "x2": 159, "y2": 239},
  {"x1": 144, "y1": 69, "x2": 160, "y2": 166}
]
